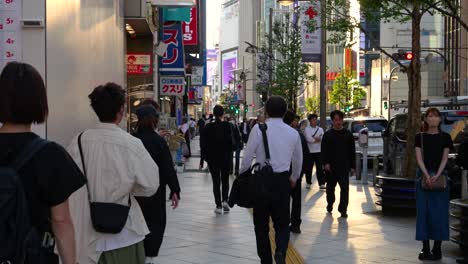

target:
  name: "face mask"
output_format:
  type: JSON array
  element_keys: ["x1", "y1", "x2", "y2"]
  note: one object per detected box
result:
[{"x1": 426, "y1": 116, "x2": 440, "y2": 127}]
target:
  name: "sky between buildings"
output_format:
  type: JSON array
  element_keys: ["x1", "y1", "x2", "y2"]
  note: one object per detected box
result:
[{"x1": 206, "y1": 0, "x2": 221, "y2": 49}]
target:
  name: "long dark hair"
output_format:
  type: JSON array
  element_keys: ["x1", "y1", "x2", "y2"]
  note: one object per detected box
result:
[{"x1": 423, "y1": 107, "x2": 441, "y2": 132}]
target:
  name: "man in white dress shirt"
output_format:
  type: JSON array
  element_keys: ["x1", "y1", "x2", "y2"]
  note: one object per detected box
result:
[
  {"x1": 67, "y1": 83, "x2": 159, "y2": 264},
  {"x1": 240, "y1": 96, "x2": 303, "y2": 264},
  {"x1": 304, "y1": 114, "x2": 325, "y2": 190}
]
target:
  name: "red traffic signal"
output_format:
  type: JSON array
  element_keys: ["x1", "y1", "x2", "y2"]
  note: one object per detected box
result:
[{"x1": 405, "y1": 52, "x2": 413, "y2": 60}]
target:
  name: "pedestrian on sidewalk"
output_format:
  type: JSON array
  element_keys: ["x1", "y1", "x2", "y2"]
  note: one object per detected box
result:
[
  {"x1": 283, "y1": 111, "x2": 309, "y2": 234},
  {"x1": 0, "y1": 62, "x2": 86, "y2": 264},
  {"x1": 228, "y1": 117, "x2": 243, "y2": 176},
  {"x1": 67, "y1": 83, "x2": 159, "y2": 264},
  {"x1": 198, "y1": 114, "x2": 207, "y2": 170},
  {"x1": 133, "y1": 105, "x2": 181, "y2": 264},
  {"x1": 240, "y1": 118, "x2": 250, "y2": 144},
  {"x1": 240, "y1": 97, "x2": 303, "y2": 264},
  {"x1": 189, "y1": 118, "x2": 196, "y2": 140},
  {"x1": 304, "y1": 114, "x2": 325, "y2": 190},
  {"x1": 321, "y1": 110, "x2": 355, "y2": 218},
  {"x1": 179, "y1": 118, "x2": 191, "y2": 158},
  {"x1": 201, "y1": 105, "x2": 233, "y2": 214},
  {"x1": 414, "y1": 108, "x2": 453, "y2": 261}
]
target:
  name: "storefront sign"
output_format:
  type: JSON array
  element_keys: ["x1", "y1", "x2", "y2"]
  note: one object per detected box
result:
[
  {"x1": 159, "y1": 22, "x2": 185, "y2": 75},
  {"x1": 183, "y1": 3, "x2": 198, "y2": 46},
  {"x1": 191, "y1": 66, "x2": 203, "y2": 85},
  {"x1": 126, "y1": 53, "x2": 152, "y2": 75},
  {"x1": 151, "y1": 0, "x2": 196, "y2": 7},
  {"x1": 222, "y1": 50, "x2": 238, "y2": 89},
  {"x1": 299, "y1": 1, "x2": 321, "y2": 62},
  {"x1": 160, "y1": 76, "x2": 185, "y2": 96},
  {"x1": 0, "y1": 0, "x2": 22, "y2": 71}
]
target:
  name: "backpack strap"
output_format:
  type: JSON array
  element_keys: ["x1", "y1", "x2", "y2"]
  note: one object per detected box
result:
[
  {"x1": 258, "y1": 124, "x2": 271, "y2": 162},
  {"x1": 11, "y1": 137, "x2": 48, "y2": 172}
]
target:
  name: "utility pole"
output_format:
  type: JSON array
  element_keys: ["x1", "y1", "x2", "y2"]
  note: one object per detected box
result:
[
  {"x1": 268, "y1": 7, "x2": 273, "y2": 97},
  {"x1": 319, "y1": 0, "x2": 327, "y2": 128}
]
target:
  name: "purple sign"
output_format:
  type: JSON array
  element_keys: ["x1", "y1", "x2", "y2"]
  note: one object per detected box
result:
[
  {"x1": 222, "y1": 50, "x2": 238, "y2": 89},
  {"x1": 207, "y1": 49, "x2": 218, "y2": 60}
]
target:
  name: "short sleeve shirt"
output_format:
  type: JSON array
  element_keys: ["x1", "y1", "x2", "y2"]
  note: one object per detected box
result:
[
  {"x1": 415, "y1": 132, "x2": 454, "y2": 171},
  {"x1": 0, "y1": 132, "x2": 86, "y2": 233}
]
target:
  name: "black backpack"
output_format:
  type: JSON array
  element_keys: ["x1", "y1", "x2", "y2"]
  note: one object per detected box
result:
[{"x1": 0, "y1": 137, "x2": 51, "y2": 264}]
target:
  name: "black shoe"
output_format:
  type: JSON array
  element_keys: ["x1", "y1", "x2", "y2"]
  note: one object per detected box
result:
[
  {"x1": 274, "y1": 252, "x2": 286, "y2": 264},
  {"x1": 290, "y1": 225, "x2": 301, "y2": 234},
  {"x1": 430, "y1": 249, "x2": 442, "y2": 260},
  {"x1": 327, "y1": 205, "x2": 333, "y2": 214},
  {"x1": 418, "y1": 250, "x2": 433, "y2": 260},
  {"x1": 340, "y1": 212, "x2": 348, "y2": 218}
]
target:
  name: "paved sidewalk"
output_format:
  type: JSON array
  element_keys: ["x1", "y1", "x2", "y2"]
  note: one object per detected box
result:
[{"x1": 155, "y1": 138, "x2": 463, "y2": 264}]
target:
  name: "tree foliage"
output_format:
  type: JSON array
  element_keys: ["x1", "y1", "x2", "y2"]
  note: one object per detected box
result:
[
  {"x1": 305, "y1": 96, "x2": 320, "y2": 114},
  {"x1": 257, "y1": 12, "x2": 316, "y2": 111},
  {"x1": 315, "y1": 0, "x2": 467, "y2": 179},
  {"x1": 330, "y1": 69, "x2": 366, "y2": 110}
]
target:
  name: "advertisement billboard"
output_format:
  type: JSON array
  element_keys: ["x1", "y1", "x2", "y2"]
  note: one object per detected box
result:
[
  {"x1": 221, "y1": 50, "x2": 238, "y2": 89},
  {"x1": 183, "y1": 3, "x2": 198, "y2": 46},
  {"x1": 126, "y1": 53, "x2": 152, "y2": 75},
  {"x1": 299, "y1": 1, "x2": 321, "y2": 62},
  {"x1": 159, "y1": 22, "x2": 185, "y2": 76},
  {"x1": 191, "y1": 66, "x2": 203, "y2": 85}
]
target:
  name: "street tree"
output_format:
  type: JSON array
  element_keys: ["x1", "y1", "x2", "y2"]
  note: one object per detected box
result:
[
  {"x1": 313, "y1": 0, "x2": 468, "y2": 179},
  {"x1": 305, "y1": 95, "x2": 320, "y2": 114},
  {"x1": 258, "y1": 12, "x2": 316, "y2": 111},
  {"x1": 330, "y1": 69, "x2": 366, "y2": 113}
]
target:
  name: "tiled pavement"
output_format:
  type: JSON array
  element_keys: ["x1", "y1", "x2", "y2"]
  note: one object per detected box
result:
[{"x1": 155, "y1": 138, "x2": 463, "y2": 264}]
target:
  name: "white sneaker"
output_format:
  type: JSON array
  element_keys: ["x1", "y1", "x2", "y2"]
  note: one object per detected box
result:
[
  {"x1": 306, "y1": 184, "x2": 311, "y2": 189},
  {"x1": 214, "y1": 207, "x2": 223, "y2": 214},
  {"x1": 222, "y1": 201, "x2": 230, "y2": 213},
  {"x1": 145, "y1": 257, "x2": 156, "y2": 264}
]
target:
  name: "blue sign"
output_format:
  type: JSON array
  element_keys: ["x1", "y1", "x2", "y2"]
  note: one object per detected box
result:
[{"x1": 159, "y1": 22, "x2": 186, "y2": 75}]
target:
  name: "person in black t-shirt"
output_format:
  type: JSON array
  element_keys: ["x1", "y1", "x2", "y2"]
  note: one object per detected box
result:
[
  {"x1": 414, "y1": 108, "x2": 453, "y2": 261},
  {"x1": 321, "y1": 110, "x2": 356, "y2": 218},
  {"x1": 0, "y1": 62, "x2": 86, "y2": 264}
]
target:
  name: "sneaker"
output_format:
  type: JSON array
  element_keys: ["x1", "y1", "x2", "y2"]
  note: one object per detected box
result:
[
  {"x1": 214, "y1": 207, "x2": 223, "y2": 214},
  {"x1": 289, "y1": 225, "x2": 301, "y2": 234},
  {"x1": 222, "y1": 201, "x2": 230, "y2": 213},
  {"x1": 145, "y1": 257, "x2": 156, "y2": 264},
  {"x1": 319, "y1": 184, "x2": 326, "y2": 190},
  {"x1": 306, "y1": 184, "x2": 311, "y2": 189},
  {"x1": 274, "y1": 252, "x2": 286, "y2": 264}
]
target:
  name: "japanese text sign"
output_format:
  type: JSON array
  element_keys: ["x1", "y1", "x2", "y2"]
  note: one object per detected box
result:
[
  {"x1": 126, "y1": 53, "x2": 152, "y2": 75},
  {"x1": 159, "y1": 22, "x2": 185, "y2": 76},
  {"x1": 160, "y1": 76, "x2": 186, "y2": 96},
  {"x1": 182, "y1": 2, "x2": 197, "y2": 46},
  {"x1": 0, "y1": 0, "x2": 22, "y2": 71}
]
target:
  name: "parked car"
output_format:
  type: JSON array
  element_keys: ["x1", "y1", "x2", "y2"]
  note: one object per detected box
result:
[
  {"x1": 348, "y1": 117, "x2": 388, "y2": 157},
  {"x1": 382, "y1": 110, "x2": 468, "y2": 199}
]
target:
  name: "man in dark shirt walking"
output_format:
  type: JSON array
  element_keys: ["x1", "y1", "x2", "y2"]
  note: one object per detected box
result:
[{"x1": 321, "y1": 110, "x2": 356, "y2": 218}]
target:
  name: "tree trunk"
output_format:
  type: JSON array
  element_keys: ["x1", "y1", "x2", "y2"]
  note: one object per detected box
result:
[{"x1": 403, "y1": 8, "x2": 422, "y2": 179}]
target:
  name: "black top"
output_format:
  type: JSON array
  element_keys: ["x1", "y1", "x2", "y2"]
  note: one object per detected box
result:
[
  {"x1": 0, "y1": 132, "x2": 86, "y2": 233},
  {"x1": 321, "y1": 128, "x2": 356, "y2": 173},
  {"x1": 197, "y1": 118, "x2": 205, "y2": 131},
  {"x1": 296, "y1": 128, "x2": 309, "y2": 158},
  {"x1": 229, "y1": 123, "x2": 243, "y2": 150},
  {"x1": 201, "y1": 120, "x2": 232, "y2": 165},
  {"x1": 133, "y1": 129, "x2": 181, "y2": 195},
  {"x1": 415, "y1": 132, "x2": 454, "y2": 171}
]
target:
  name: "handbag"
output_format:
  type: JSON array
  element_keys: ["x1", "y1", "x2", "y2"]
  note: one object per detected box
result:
[
  {"x1": 228, "y1": 124, "x2": 272, "y2": 208},
  {"x1": 420, "y1": 133, "x2": 447, "y2": 192},
  {"x1": 78, "y1": 132, "x2": 131, "y2": 234}
]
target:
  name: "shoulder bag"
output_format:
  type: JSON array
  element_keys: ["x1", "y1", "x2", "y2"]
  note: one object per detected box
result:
[
  {"x1": 78, "y1": 132, "x2": 131, "y2": 234},
  {"x1": 420, "y1": 133, "x2": 447, "y2": 192}
]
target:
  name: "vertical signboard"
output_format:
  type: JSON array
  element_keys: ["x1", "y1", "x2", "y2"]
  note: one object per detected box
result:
[
  {"x1": 299, "y1": 1, "x2": 321, "y2": 62},
  {"x1": 182, "y1": 1, "x2": 198, "y2": 46},
  {"x1": 0, "y1": 0, "x2": 22, "y2": 71},
  {"x1": 221, "y1": 50, "x2": 238, "y2": 89},
  {"x1": 159, "y1": 22, "x2": 186, "y2": 76}
]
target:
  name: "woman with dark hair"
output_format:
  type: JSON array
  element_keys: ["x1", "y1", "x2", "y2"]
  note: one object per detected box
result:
[
  {"x1": 201, "y1": 105, "x2": 232, "y2": 214},
  {"x1": 415, "y1": 107, "x2": 453, "y2": 261},
  {"x1": 0, "y1": 62, "x2": 86, "y2": 264},
  {"x1": 133, "y1": 105, "x2": 180, "y2": 264}
]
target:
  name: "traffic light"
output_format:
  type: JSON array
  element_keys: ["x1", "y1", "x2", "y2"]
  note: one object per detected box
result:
[
  {"x1": 245, "y1": 105, "x2": 249, "y2": 113},
  {"x1": 344, "y1": 105, "x2": 351, "y2": 113},
  {"x1": 391, "y1": 49, "x2": 413, "y2": 61},
  {"x1": 383, "y1": 101, "x2": 388, "y2": 110}
]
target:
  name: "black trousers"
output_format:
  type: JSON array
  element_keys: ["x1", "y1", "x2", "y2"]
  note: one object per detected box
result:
[
  {"x1": 136, "y1": 186, "x2": 167, "y2": 257},
  {"x1": 305, "y1": 153, "x2": 324, "y2": 185},
  {"x1": 184, "y1": 133, "x2": 191, "y2": 157},
  {"x1": 253, "y1": 172, "x2": 291, "y2": 264},
  {"x1": 208, "y1": 163, "x2": 229, "y2": 207},
  {"x1": 290, "y1": 176, "x2": 302, "y2": 227},
  {"x1": 326, "y1": 171, "x2": 349, "y2": 213}
]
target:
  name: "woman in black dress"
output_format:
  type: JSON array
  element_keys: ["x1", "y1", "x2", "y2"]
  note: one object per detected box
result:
[{"x1": 133, "y1": 105, "x2": 181, "y2": 264}]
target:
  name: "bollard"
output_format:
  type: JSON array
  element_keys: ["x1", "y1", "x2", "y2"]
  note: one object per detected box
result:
[
  {"x1": 462, "y1": 170, "x2": 468, "y2": 200},
  {"x1": 362, "y1": 147, "x2": 368, "y2": 185},
  {"x1": 356, "y1": 153, "x2": 362, "y2": 180}
]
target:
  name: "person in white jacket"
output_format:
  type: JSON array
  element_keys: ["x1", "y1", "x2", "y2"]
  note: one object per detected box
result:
[{"x1": 66, "y1": 83, "x2": 159, "y2": 264}]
